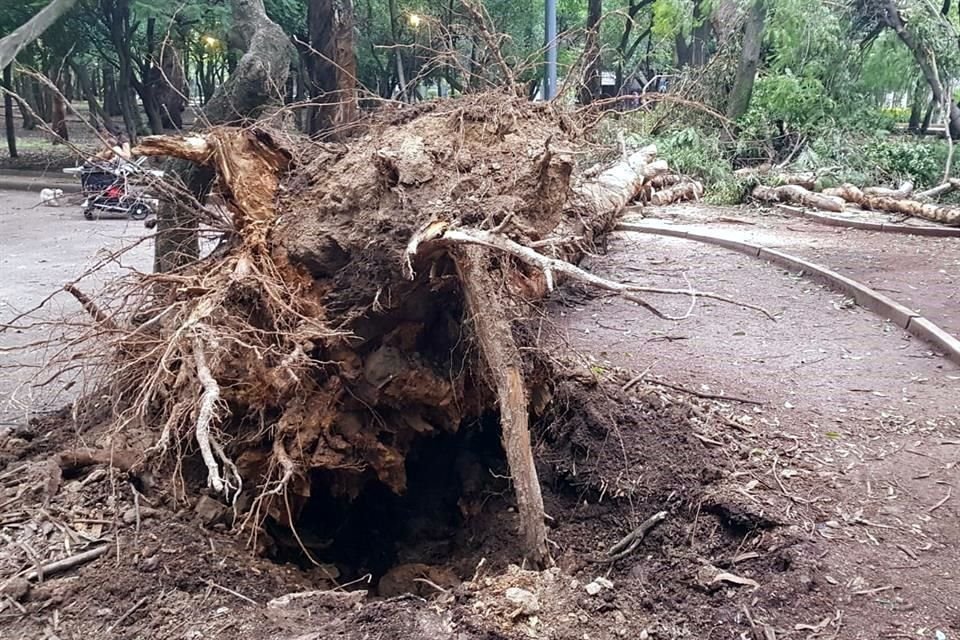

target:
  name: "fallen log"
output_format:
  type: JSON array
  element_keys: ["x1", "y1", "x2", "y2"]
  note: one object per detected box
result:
[
  {"x1": 914, "y1": 177, "x2": 960, "y2": 200},
  {"x1": 649, "y1": 179, "x2": 704, "y2": 206},
  {"x1": 823, "y1": 183, "x2": 960, "y2": 225},
  {"x1": 863, "y1": 181, "x2": 913, "y2": 198},
  {"x1": 751, "y1": 184, "x2": 845, "y2": 213}
]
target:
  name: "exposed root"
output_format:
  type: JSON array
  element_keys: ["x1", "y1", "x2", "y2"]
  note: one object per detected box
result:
[
  {"x1": 457, "y1": 247, "x2": 551, "y2": 568},
  {"x1": 192, "y1": 335, "x2": 240, "y2": 501},
  {"x1": 64, "y1": 283, "x2": 119, "y2": 331},
  {"x1": 589, "y1": 510, "x2": 668, "y2": 563}
]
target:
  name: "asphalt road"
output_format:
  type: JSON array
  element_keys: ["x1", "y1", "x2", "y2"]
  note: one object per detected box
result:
[{"x1": 0, "y1": 188, "x2": 152, "y2": 424}]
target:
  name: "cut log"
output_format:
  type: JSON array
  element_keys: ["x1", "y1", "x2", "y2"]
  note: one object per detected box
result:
[
  {"x1": 822, "y1": 184, "x2": 960, "y2": 226},
  {"x1": 649, "y1": 180, "x2": 704, "y2": 206},
  {"x1": 863, "y1": 181, "x2": 914, "y2": 198},
  {"x1": 751, "y1": 184, "x2": 845, "y2": 213}
]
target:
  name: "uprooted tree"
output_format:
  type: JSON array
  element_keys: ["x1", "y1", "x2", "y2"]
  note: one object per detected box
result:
[{"x1": 62, "y1": 87, "x2": 772, "y2": 568}]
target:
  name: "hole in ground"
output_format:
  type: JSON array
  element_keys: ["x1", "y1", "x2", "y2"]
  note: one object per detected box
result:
[{"x1": 264, "y1": 412, "x2": 517, "y2": 592}]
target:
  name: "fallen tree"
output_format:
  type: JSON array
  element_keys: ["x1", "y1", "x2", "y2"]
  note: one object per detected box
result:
[
  {"x1": 823, "y1": 183, "x2": 960, "y2": 225},
  {"x1": 64, "y1": 93, "x2": 770, "y2": 570}
]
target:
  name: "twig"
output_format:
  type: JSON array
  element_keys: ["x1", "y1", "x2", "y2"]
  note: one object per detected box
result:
[
  {"x1": 852, "y1": 584, "x2": 895, "y2": 596},
  {"x1": 202, "y1": 579, "x2": 260, "y2": 607},
  {"x1": 25, "y1": 545, "x2": 109, "y2": 581},
  {"x1": 589, "y1": 510, "x2": 668, "y2": 563},
  {"x1": 928, "y1": 487, "x2": 952, "y2": 512},
  {"x1": 645, "y1": 377, "x2": 764, "y2": 405},
  {"x1": 106, "y1": 596, "x2": 149, "y2": 632}
]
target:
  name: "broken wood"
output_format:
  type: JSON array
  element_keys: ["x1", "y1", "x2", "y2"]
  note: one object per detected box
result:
[
  {"x1": 649, "y1": 179, "x2": 704, "y2": 205},
  {"x1": 823, "y1": 183, "x2": 960, "y2": 226},
  {"x1": 25, "y1": 545, "x2": 109, "y2": 581},
  {"x1": 751, "y1": 184, "x2": 845, "y2": 213}
]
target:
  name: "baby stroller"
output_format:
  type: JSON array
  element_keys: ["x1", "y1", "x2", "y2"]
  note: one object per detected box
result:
[{"x1": 63, "y1": 157, "x2": 163, "y2": 220}]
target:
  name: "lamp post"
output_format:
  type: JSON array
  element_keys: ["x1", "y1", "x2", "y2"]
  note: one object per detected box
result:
[{"x1": 544, "y1": 0, "x2": 557, "y2": 100}]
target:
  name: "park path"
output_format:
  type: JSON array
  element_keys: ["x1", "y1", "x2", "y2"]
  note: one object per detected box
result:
[{"x1": 546, "y1": 203, "x2": 959, "y2": 637}]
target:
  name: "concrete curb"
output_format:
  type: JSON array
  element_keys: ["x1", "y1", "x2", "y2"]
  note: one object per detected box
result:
[
  {"x1": 0, "y1": 177, "x2": 80, "y2": 193},
  {"x1": 614, "y1": 222, "x2": 960, "y2": 365},
  {"x1": 775, "y1": 204, "x2": 960, "y2": 237}
]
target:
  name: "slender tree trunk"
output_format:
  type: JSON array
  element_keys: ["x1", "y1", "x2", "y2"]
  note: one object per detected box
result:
[
  {"x1": 16, "y1": 75, "x2": 38, "y2": 129},
  {"x1": 579, "y1": 0, "x2": 602, "y2": 104},
  {"x1": 725, "y1": 0, "x2": 766, "y2": 121},
  {"x1": 103, "y1": 66, "x2": 121, "y2": 116},
  {"x1": 49, "y1": 68, "x2": 68, "y2": 142},
  {"x1": 909, "y1": 76, "x2": 927, "y2": 133},
  {"x1": 3, "y1": 65, "x2": 17, "y2": 158},
  {"x1": 71, "y1": 60, "x2": 116, "y2": 133}
]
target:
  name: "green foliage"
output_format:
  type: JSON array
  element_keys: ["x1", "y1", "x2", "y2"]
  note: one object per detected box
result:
[{"x1": 654, "y1": 127, "x2": 741, "y2": 204}]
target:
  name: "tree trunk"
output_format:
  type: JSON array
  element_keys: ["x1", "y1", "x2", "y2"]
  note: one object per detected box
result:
[
  {"x1": 725, "y1": 0, "x2": 766, "y2": 121},
  {"x1": 823, "y1": 183, "x2": 960, "y2": 225},
  {"x1": 17, "y1": 75, "x2": 38, "y2": 130},
  {"x1": 304, "y1": 0, "x2": 360, "y2": 125},
  {"x1": 71, "y1": 60, "x2": 116, "y2": 133},
  {"x1": 751, "y1": 184, "x2": 845, "y2": 212},
  {"x1": 108, "y1": 0, "x2": 140, "y2": 142},
  {"x1": 883, "y1": 0, "x2": 960, "y2": 139},
  {"x1": 139, "y1": 16, "x2": 164, "y2": 134},
  {"x1": 154, "y1": 0, "x2": 294, "y2": 273},
  {"x1": 103, "y1": 66, "x2": 122, "y2": 116},
  {"x1": 3, "y1": 65, "x2": 17, "y2": 158},
  {"x1": 579, "y1": 0, "x2": 602, "y2": 105},
  {"x1": 0, "y1": 0, "x2": 78, "y2": 72},
  {"x1": 49, "y1": 70, "x2": 68, "y2": 143},
  {"x1": 334, "y1": 0, "x2": 358, "y2": 131},
  {"x1": 908, "y1": 77, "x2": 927, "y2": 133}
]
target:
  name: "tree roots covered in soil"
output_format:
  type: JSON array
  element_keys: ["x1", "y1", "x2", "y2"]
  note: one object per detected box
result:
[{"x1": 61, "y1": 92, "x2": 765, "y2": 568}]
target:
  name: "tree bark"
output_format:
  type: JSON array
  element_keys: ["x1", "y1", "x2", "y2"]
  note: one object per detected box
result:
[
  {"x1": 725, "y1": 0, "x2": 766, "y2": 121},
  {"x1": 103, "y1": 65, "x2": 122, "y2": 116},
  {"x1": 823, "y1": 183, "x2": 960, "y2": 225},
  {"x1": 154, "y1": 0, "x2": 294, "y2": 273},
  {"x1": 751, "y1": 184, "x2": 845, "y2": 212},
  {"x1": 3, "y1": 65, "x2": 17, "y2": 158},
  {"x1": 0, "y1": 0, "x2": 78, "y2": 72}
]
